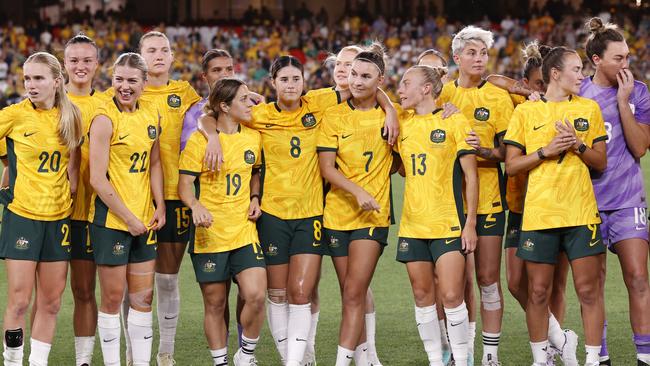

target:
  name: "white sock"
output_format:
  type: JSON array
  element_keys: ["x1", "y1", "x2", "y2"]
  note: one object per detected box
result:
[
  {"x1": 307, "y1": 311, "x2": 319, "y2": 353},
  {"x1": 445, "y1": 302, "x2": 469, "y2": 362},
  {"x1": 97, "y1": 312, "x2": 121, "y2": 366},
  {"x1": 468, "y1": 321, "x2": 476, "y2": 355},
  {"x1": 287, "y1": 304, "x2": 311, "y2": 364},
  {"x1": 365, "y1": 311, "x2": 378, "y2": 356},
  {"x1": 74, "y1": 336, "x2": 95, "y2": 366},
  {"x1": 127, "y1": 308, "x2": 153, "y2": 366},
  {"x1": 638, "y1": 353, "x2": 650, "y2": 364},
  {"x1": 3, "y1": 341, "x2": 23, "y2": 366},
  {"x1": 353, "y1": 342, "x2": 368, "y2": 366},
  {"x1": 210, "y1": 347, "x2": 228, "y2": 366},
  {"x1": 266, "y1": 298, "x2": 289, "y2": 362},
  {"x1": 547, "y1": 314, "x2": 564, "y2": 349},
  {"x1": 482, "y1": 331, "x2": 500, "y2": 362},
  {"x1": 240, "y1": 334, "x2": 259, "y2": 361},
  {"x1": 155, "y1": 272, "x2": 180, "y2": 356},
  {"x1": 415, "y1": 305, "x2": 443, "y2": 365},
  {"x1": 586, "y1": 345, "x2": 601, "y2": 364},
  {"x1": 28, "y1": 338, "x2": 51, "y2": 366},
  {"x1": 530, "y1": 340, "x2": 549, "y2": 364},
  {"x1": 335, "y1": 345, "x2": 354, "y2": 366},
  {"x1": 439, "y1": 319, "x2": 450, "y2": 351}
]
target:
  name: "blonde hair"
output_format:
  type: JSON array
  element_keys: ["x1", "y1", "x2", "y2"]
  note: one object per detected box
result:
[
  {"x1": 325, "y1": 44, "x2": 366, "y2": 66},
  {"x1": 113, "y1": 52, "x2": 148, "y2": 80},
  {"x1": 451, "y1": 25, "x2": 494, "y2": 55},
  {"x1": 409, "y1": 65, "x2": 448, "y2": 99},
  {"x1": 25, "y1": 52, "x2": 82, "y2": 150},
  {"x1": 138, "y1": 31, "x2": 170, "y2": 51}
]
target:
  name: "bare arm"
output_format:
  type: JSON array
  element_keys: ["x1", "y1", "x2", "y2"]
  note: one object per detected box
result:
[
  {"x1": 148, "y1": 140, "x2": 166, "y2": 230},
  {"x1": 197, "y1": 114, "x2": 223, "y2": 171},
  {"x1": 318, "y1": 150, "x2": 380, "y2": 211},
  {"x1": 467, "y1": 132, "x2": 506, "y2": 162},
  {"x1": 248, "y1": 169, "x2": 262, "y2": 221},
  {"x1": 459, "y1": 153, "x2": 478, "y2": 253},
  {"x1": 376, "y1": 88, "x2": 399, "y2": 145},
  {"x1": 617, "y1": 69, "x2": 648, "y2": 158},
  {"x1": 178, "y1": 173, "x2": 213, "y2": 228},
  {"x1": 487, "y1": 74, "x2": 533, "y2": 96},
  {"x1": 67, "y1": 146, "x2": 80, "y2": 195},
  {"x1": 0, "y1": 158, "x2": 7, "y2": 188}
]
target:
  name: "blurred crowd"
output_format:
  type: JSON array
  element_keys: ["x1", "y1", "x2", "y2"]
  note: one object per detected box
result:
[{"x1": 0, "y1": 4, "x2": 648, "y2": 107}]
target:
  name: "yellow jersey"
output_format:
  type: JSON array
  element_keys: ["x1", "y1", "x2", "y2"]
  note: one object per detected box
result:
[
  {"x1": 246, "y1": 88, "x2": 341, "y2": 219},
  {"x1": 506, "y1": 94, "x2": 528, "y2": 214},
  {"x1": 503, "y1": 95, "x2": 607, "y2": 230},
  {"x1": 0, "y1": 99, "x2": 73, "y2": 220},
  {"x1": 68, "y1": 89, "x2": 112, "y2": 221},
  {"x1": 88, "y1": 98, "x2": 161, "y2": 232},
  {"x1": 317, "y1": 100, "x2": 394, "y2": 230},
  {"x1": 438, "y1": 80, "x2": 514, "y2": 214},
  {"x1": 396, "y1": 109, "x2": 475, "y2": 238},
  {"x1": 180, "y1": 127, "x2": 262, "y2": 253},
  {"x1": 0, "y1": 137, "x2": 6, "y2": 158}
]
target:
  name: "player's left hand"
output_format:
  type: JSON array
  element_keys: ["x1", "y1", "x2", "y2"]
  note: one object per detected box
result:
[
  {"x1": 149, "y1": 205, "x2": 166, "y2": 231},
  {"x1": 466, "y1": 130, "x2": 481, "y2": 150},
  {"x1": 204, "y1": 136, "x2": 224, "y2": 172},
  {"x1": 383, "y1": 110, "x2": 400, "y2": 146},
  {"x1": 557, "y1": 119, "x2": 582, "y2": 150},
  {"x1": 441, "y1": 102, "x2": 460, "y2": 119},
  {"x1": 461, "y1": 225, "x2": 477, "y2": 254},
  {"x1": 248, "y1": 196, "x2": 262, "y2": 221},
  {"x1": 616, "y1": 68, "x2": 634, "y2": 102}
]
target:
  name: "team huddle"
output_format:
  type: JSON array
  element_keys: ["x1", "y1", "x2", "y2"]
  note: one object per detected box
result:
[{"x1": 0, "y1": 14, "x2": 648, "y2": 366}]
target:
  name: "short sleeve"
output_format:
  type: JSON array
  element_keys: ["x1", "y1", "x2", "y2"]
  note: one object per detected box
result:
[
  {"x1": 304, "y1": 88, "x2": 341, "y2": 111},
  {"x1": 633, "y1": 83, "x2": 650, "y2": 125},
  {"x1": 181, "y1": 83, "x2": 202, "y2": 115},
  {"x1": 503, "y1": 107, "x2": 526, "y2": 151},
  {"x1": 0, "y1": 138, "x2": 7, "y2": 158},
  {"x1": 316, "y1": 110, "x2": 339, "y2": 152},
  {"x1": 436, "y1": 82, "x2": 453, "y2": 106},
  {"x1": 589, "y1": 103, "x2": 608, "y2": 146},
  {"x1": 453, "y1": 115, "x2": 475, "y2": 156},
  {"x1": 495, "y1": 92, "x2": 515, "y2": 136},
  {"x1": 0, "y1": 104, "x2": 16, "y2": 139},
  {"x1": 179, "y1": 132, "x2": 206, "y2": 176}
]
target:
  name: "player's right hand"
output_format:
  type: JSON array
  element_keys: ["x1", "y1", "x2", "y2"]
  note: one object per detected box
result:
[
  {"x1": 126, "y1": 217, "x2": 148, "y2": 237},
  {"x1": 191, "y1": 203, "x2": 213, "y2": 227},
  {"x1": 355, "y1": 190, "x2": 381, "y2": 212}
]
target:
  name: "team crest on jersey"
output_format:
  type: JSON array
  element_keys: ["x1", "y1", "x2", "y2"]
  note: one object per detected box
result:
[
  {"x1": 574, "y1": 118, "x2": 589, "y2": 132},
  {"x1": 301, "y1": 113, "x2": 317, "y2": 128},
  {"x1": 329, "y1": 237, "x2": 340, "y2": 248},
  {"x1": 112, "y1": 242, "x2": 125, "y2": 256},
  {"x1": 522, "y1": 239, "x2": 535, "y2": 252},
  {"x1": 147, "y1": 125, "x2": 158, "y2": 140},
  {"x1": 398, "y1": 240, "x2": 409, "y2": 252},
  {"x1": 15, "y1": 237, "x2": 29, "y2": 250},
  {"x1": 474, "y1": 107, "x2": 490, "y2": 121},
  {"x1": 167, "y1": 94, "x2": 181, "y2": 108},
  {"x1": 430, "y1": 129, "x2": 446, "y2": 143},
  {"x1": 267, "y1": 243, "x2": 278, "y2": 256},
  {"x1": 244, "y1": 150, "x2": 256, "y2": 164},
  {"x1": 203, "y1": 259, "x2": 217, "y2": 273}
]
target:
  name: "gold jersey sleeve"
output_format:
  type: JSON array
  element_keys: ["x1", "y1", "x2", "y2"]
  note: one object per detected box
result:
[
  {"x1": 398, "y1": 110, "x2": 475, "y2": 238},
  {"x1": 503, "y1": 96, "x2": 606, "y2": 230},
  {"x1": 0, "y1": 137, "x2": 6, "y2": 158},
  {"x1": 179, "y1": 127, "x2": 262, "y2": 253},
  {"x1": 317, "y1": 100, "x2": 394, "y2": 230},
  {"x1": 141, "y1": 80, "x2": 201, "y2": 200},
  {"x1": 510, "y1": 93, "x2": 527, "y2": 106},
  {"x1": 68, "y1": 90, "x2": 112, "y2": 221},
  {"x1": 246, "y1": 88, "x2": 341, "y2": 219},
  {"x1": 0, "y1": 100, "x2": 73, "y2": 220},
  {"x1": 88, "y1": 99, "x2": 160, "y2": 231},
  {"x1": 438, "y1": 80, "x2": 514, "y2": 214}
]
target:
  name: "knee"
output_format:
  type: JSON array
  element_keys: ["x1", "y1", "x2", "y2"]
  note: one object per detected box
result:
[
  {"x1": 6, "y1": 296, "x2": 31, "y2": 318},
  {"x1": 342, "y1": 284, "x2": 366, "y2": 308},
  {"x1": 38, "y1": 296, "x2": 63, "y2": 316},
  {"x1": 288, "y1": 285, "x2": 311, "y2": 305},
  {"x1": 411, "y1": 283, "x2": 434, "y2": 306},
  {"x1": 528, "y1": 283, "x2": 550, "y2": 306},
  {"x1": 71, "y1": 281, "x2": 96, "y2": 304},
  {"x1": 441, "y1": 289, "x2": 464, "y2": 308},
  {"x1": 102, "y1": 291, "x2": 125, "y2": 313},
  {"x1": 575, "y1": 283, "x2": 600, "y2": 307},
  {"x1": 479, "y1": 282, "x2": 502, "y2": 310},
  {"x1": 267, "y1": 288, "x2": 287, "y2": 304},
  {"x1": 476, "y1": 270, "x2": 498, "y2": 287},
  {"x1": 204, "y1": 297, "x2": 227, "y2": 315},
  {"x1": 243, "y1": 289, "x2": 266, "y2": 311},
  {"x1": 507, "y1": 277, "x2": 522, "y2": 298},
  {"x1": 624, "y1": 270, "x2": 650, "y2": 296},
  {"x1": 128, "y1": 288, "x2": 153, "y2": 309}
]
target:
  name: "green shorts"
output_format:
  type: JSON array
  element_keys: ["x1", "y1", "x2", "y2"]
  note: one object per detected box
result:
[
  {"x1": 504, "y1": 212, "x2": 522, "y2": 249},
  {"x1": 477, "y1": 211, "x2": 506, "y2": 237},
  {"x1": 0, "y1": 209, "x2": 71, "y2": 262},
  {"x1": 157, "y1": 200, "x2": 191, "y2": 244},
  {"x1": 89, "y1": 223, "x2": 158, "y2": 265},
  {"x1": 324, "y1": 227, "x2": 389, "y2": 257},
  {"x1": 70, "y1": 220, "x2": 94, "y2": 261},
  {"x1": 517, "y1": 224, "x2": 605, "y2": 264},
  {"x1": 191, "y1": 243, "x2": 266, "y2": 283},
  {"x1": 396, "y1": 236, "x2": 465, "y2": 263},
  {"x1": 257, "y1": 212, "x2": 324, "y2": 265}
]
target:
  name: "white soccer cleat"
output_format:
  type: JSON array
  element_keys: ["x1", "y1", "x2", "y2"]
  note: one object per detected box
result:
[
  {"x1": 233, "y1": 348, "x2": 258, "y2": 366},
  {"x1": 301, "y1": 345, "x2": 317, "y2": 366},
  {"x1": 560, "y1": 329, "x2": 579, "y2": 366},
  {"x1": 546, "y1": 346, "x2": 558, "y2": 366},
  {"x1": 157, "y1": 352, "x2": 177, "y2": 366}
]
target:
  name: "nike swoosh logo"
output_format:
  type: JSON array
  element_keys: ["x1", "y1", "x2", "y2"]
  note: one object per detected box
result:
[
  {"x1": 445, "y1": 239, "x2": 457, "y2": 244},
  {"x1": 312, "y1": 242, "x2": 320, "y2": 247},
  {"x1": 346, "y1": 356, "x2": 353, "y2": 359},
  {"x1": 589, "y1": 240, "x2": 600, "y2": 247},
  {"x1": 636, "y1": 226, "x2": 646, "y2": 231},
  {"x1": 24, "y1": 132, "x2": 37, "y2": 137},
  {"x1": 86, "y1": 248, "x2": 94, "y2": 253},
  {"x1": 533, "y1": 124, "x2": 545, "y2": 131},
  {"x1": 164, "y1": 315, "x2": 178, "y2": 320},
  {"x1": 342, "y1": 134, "x2": 352, "y2": 139},
  {"x1": 103, "y1": 337, "x2": 117, "y2": 343},
  {"x1": 278, "y1": 338, "x2": 287, "y2": 343},
  {"x1": 450, "y1": 321, "x2": 463, "y2": 327},
  {"x1": 256, "y1": 255, "x2": 265, "y2": 260},
  {"x1": 177, "y1": 228, "x2": 188, "y2": 235},
  {"x1": 265, "y1": 124, "x2": 273, "y2": 128},
  {"x1": 144, "y1": 335, "x2": 153, "y2": 339},
  {"x1": 401, "y1": 137, "x2": 408, "y2": 142},
  {"x1": 296, "y1": 338, "x2": 307, "y2": 342},
  {"x1": 119, "y1": 134, "x2": 129, "y2": 140},
  {"x1": 484, "y1": 223, "x2": 497, "y2": 229}
]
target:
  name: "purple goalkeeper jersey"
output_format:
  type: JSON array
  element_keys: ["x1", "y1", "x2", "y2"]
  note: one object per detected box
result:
[
  {"x1": 580, "y1": 76, "x2": 650, "y2": 211},
  {"x1": 180, "y1": 98, "x2": 207, "y2": 151}
]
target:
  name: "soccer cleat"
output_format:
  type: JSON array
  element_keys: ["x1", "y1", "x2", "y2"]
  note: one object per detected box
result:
[
  {"x1": 559, "y1": 329, "x2": 579, "y2": 366},
  {"x1": 599, "y1": 359, "x2": 611, "y2": 366},
  {"x1": 545, "y1": 346, "x2": 558, "y2": 366},
  {"x1": 301, "y1": 346, "x2": 317, "y2": 366},
  {"x1": 157, "y1": 352, "x2": 177, "y2": 366},
  {"x1": 638, "y1": 359, "x2": 650, "y2": 366},
  {"x1": 442, "y1": 348, "x2": 452, "y2": 366},
  {"x1": 368, "y1": 350, "x2": 382, "y2": 366},
  {"x1": 233, "y1": 348, "x2": 258, "y2": 366},
  {"x1": 481, "y1": 360, "x2": 501, "y2": 366}
]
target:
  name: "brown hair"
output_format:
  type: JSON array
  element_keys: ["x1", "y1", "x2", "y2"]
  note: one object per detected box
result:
[
  {"x1": 416, "y1": 49, "x2": 448, "y2": 67},
  {"x1": 64, "y1": 33, "x2": 99, "y2": 58},
  {"x1": 354, "y1": 41, "x2": 386, "y2": 75},
  {"x1": 521, "y1": 41, "x2": 551, "y2": 79},
  {"x1": 201, "y1": 49, "x2": 233, "y2": 72},
  {"x1": 541, "y1": 46, "x2": 579, "y2": 84},
  {"x1": 203, "y1": 78, "x2": 246, "y2": 118},
  {"x1": 585, "y1": 17, "x2": 625, "y2": 65}
]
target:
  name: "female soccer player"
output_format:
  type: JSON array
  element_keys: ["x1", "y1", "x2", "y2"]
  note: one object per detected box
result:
[
  {"x1": 437, "y1": 26, "x2": 515, "y2": 365},
  {"x1": 89, "y1": 52, "x2": 165, "y2": 366},
  {"x1": 63, "y1": 33, "x2": 112, "y2": 366},
  {"x1": 581, "y1": 17, "x2": 650, "y2": 366},
  {"x1": 137, "y1": 31, "x2": 201, "y2": 365},
  {"x1": 317, "y1": 45, "x2": 395, "y2": 366},
  {"x1": 504, "y1": 46, "x2": 607, "y2": 366},
  {"x1": 395, "y1": 64, "x2": 478, "y2": 365},
  {"x1": 0, "y1": 51, "x2": 82, "y2": 366},
  {"x1": 179, "y1": 78, "x2": 266, "y2": 366}
]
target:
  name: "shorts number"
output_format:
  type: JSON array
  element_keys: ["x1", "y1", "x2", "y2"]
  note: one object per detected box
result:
[
  {"x1": 634, "y1": 207, "x2": 647, "y2": 226},
  {"x1": 226, "y1": 173, "x2": 241, "y2": 195},
  {"x1": 313, "y1": 220, "x2": 322, "y2": 241},
  {"x1": 587, "y1": 224, "x2": 598, "y2": 240},
  {"x1": 410, "y1": 153, "x2": 427, "y2": 176},
  {"x1": 38, "y1": 151, "x2": 62, "y2": 173},
  {"x1": 363, "y1": 151, "x2": 373, "y2": 172},
  {"x1": 61, "y1": 223, "x2": 70, "y2": 246},
  {"x1": 290, "y1": 136, "x2": 301, "y2": 158},
  {"x1": 146, "y1": 230, "x2": 157, "y2": 245},
  {"x1": 129, "y1": 151, "x2": 148, "y2": 173},
  {"x1": 604, "y1": 122, "x2": 612, "y2": 143},
  {"x1": 175, "y1": 207, "x2": 190, "y2": 229},
  {"x1": 252, "y1": 242, "x2": 262, "y2": 254}
]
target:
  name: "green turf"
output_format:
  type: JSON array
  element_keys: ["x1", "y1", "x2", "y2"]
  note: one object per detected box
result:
[{"x1": 0, "y1": 158, "x2": 649, "y2": 365}]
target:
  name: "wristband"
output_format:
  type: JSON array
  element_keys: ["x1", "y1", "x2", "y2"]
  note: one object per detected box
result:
[
  {"x1": 577, "y1": 143, "x2": 587, "y2": 154},
  {"x1": 250, "y1": 194, "x2": 260, "y2": 201}
]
